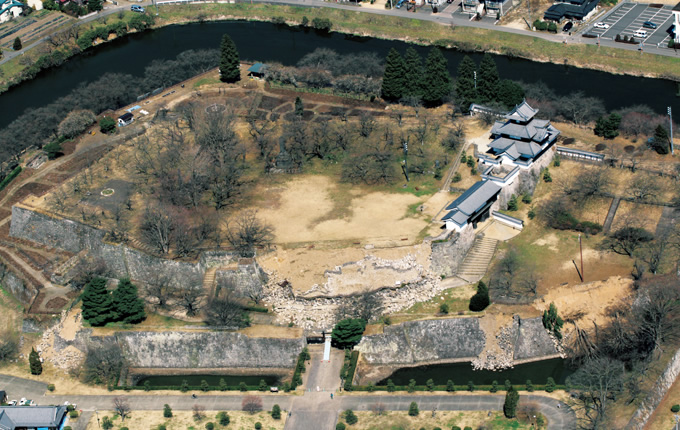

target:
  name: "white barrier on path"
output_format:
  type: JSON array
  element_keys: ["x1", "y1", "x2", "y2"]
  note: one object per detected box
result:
[{"x1": 323, "y1": 335, "x2": 331, "y2": 362}]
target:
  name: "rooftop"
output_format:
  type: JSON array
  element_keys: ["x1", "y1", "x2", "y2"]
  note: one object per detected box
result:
[
  {"x1": 0, "y1": 406, "x2": 67, "y2": 430},
  {"x1": 504, "y1": 100, "x2": 538, "y2": 123},
  {"x1": 442, "y1": 180, "x2": 501, "y2": 226}
]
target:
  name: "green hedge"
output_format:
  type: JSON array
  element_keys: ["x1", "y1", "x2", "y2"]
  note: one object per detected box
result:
[
  {"x1": 290, "y1": 350, "x2": 307, "y2": 390},
  {"x1": 245, "y1": 305, "x2": 268, "y2": 313},
  {"x1": 0, "y1": 166, "x2": 22, "y2": 192},
  {"x1": 351, "y1": 384, "x2": 567, "y2": 392},
  {"x1": 343, "y1": 351, "x2": 360, "y2": 391},
  {"x1": 114, "y1": 384, "x2": 261, "y2": 391}
]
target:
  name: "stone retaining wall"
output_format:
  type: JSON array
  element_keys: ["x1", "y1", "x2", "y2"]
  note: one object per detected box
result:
[
  {"x1": 9, "y1": 205, "x2": 224, "y2": 288},
  {"x1": 0, "y1": 260, "x2": 37, "y2": 305},
  {"x1": 626, "y1": 346, "x2": 680, "y2": 430},
  {"x1": 430, "y1": 226, "x2": 476, "y2": 278},
  {"x1": 117, "y1": 331, "x2": 306, "y2": 368}
]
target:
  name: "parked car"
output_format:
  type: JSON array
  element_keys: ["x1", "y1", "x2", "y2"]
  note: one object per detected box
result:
[
  {"x1": 562, "y1": 21, "x2": 573, "y2": 32},
  {"x1": 395, "y1": 0, "x2": 407, "y2": 8},
  {"x1": 594, "y1": 22, "x2": 609, "y2": 29},
  {"x1": 8, "y1": 400, "x2": 16, "y2": 406},
  {"x1": 642, "y1": 21, "x2": 657, "y2": 29},
  {"x1": 130, "y1": 4, "x2": 145, "y2": 13},
  {"x1": 634, "y1": 29, "x2": 648, "y2": 38}
]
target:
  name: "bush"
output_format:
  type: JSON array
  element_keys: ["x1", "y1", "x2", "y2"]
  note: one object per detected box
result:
[
  {"x1": 469, "y1": 281, "x2": 490, "y2": 312},
  {"x1": 42, "y1": 140, "x2": 65, "y2": 160},
  {"x1": 271, "y1": 404, "x2": 281, "y2": 419},
  {"x1": 336, "y1": 423, "x2": 346, "y2": 430},
  {"x1": 217, "y1": 412, "x2": 230, "y2": 425},
  {"x1": 158, "y1": 426, "x2": 166, "y2": 430},
  {"x1": 490, "y1": 380, "x2": 498, "y2": 393},
  {"x1": 526, "y1": 379, "x2": 534, "y2": 392},
  {"x1": 548, "y1": 22, "x2": 557, "y2": 33},
  {"x1": 553, "y1": 155, "x2": 561, "y2": 167},
  {"x1": 426, "y1": 378, "x2": 435, "y2": 391},
  {"x1": 345, "y1": 409, "x2": 358, "y2": 425},
  {"x1": 504, "y1": 386, "x2": 519, "y2": 418},
  {"x1": 205, "y1": 423, "x2": 214, "y2": 430},
  {"x1": 387, "y1": 379, "x2": 396, "y2": 392},
  {"x1": 545, "y1": 377, "x2": 556, "y2": 393},
  {"x1": 0, "y1": 166, "x2": 22, "y2": 192},
  {"x1": 452, "y1": 172, "x2": 462, "y2": 183},
  {"x1": 439, "y1": 303, "x2": 449, "y2": 314},
  {"x1": 671, "y1": 404, "x2": 680, "y2": 413},
  {"x1": 163, "y1": 404, "x2": 172, "y2": 418},
  {"x1": 254, "y1": 423, "x2": 262, "y2": 430},
  {"x1": 311, "y1": 17, "x2": 332, "y2": 31},
  {"x1": 507, "y1": 194, "x2": 518, "y2": 211},
  {"x1": 521, "y1": 193, "x2": 532, "y2": 204},
  {"x1": 452, "y1": 427, "x2": 462, "y2": 430},
  {"x1": 447, "y1": 379, "x2": 456, "y2": 392},
  {"x1": 543, "y1": 168, "x2": 552, "y2": 182},
  {"x1": 239, "y1": 382, "x2": 248, "y2": 392},
  {"x1": 99, "y1": 117, "x2": 116, "y2": 134},
  {"x1": 47, "y1": 384, "x2": 55, "y2": 392},
  {"x1": 69, "y1": 410, "x2": 79, "y2": 418},
  {"x1": 467, "y1": 381, "x2": 475, "y2": 392},
  {"x1": 408, "y1": 401, "x2": 419, "y2": 416},
  {"x1": 528, "y1": 207, "x2": 536, "y2": 220}
]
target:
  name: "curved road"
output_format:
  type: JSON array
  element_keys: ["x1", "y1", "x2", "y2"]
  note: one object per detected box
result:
[{"x1": 1, "y1": 0, "x2": 678, "y2": 67}]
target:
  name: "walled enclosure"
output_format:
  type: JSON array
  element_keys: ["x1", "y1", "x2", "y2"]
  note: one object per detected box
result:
[
  {"x1": 355, "y1": 316, "x2": 559, "y2": 383},
  {"x1": 430, "y1": 226, "x2": 477, "y2": 277}
]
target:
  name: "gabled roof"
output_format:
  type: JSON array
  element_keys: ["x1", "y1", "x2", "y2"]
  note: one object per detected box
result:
[
  {"x1": 491, "y1": 121, "x2": 537, "y2": 140},
  {"x1": 118, "y1": 112, "x2": 133, "y2": 121},
  {"x1": 247, "y1": 62, "x2": 267, "y2": 74},
  {"x1": 0, "y1": 406, "x2": 67, "y2": 430},
  {"x1": 504, "y1": 100, "x2": 538, "y2": 122},
  {"x1": 0, "y1": 0, "x2": 23, "y2": 15},
  {"x1": 488, "y1": 137, "x2": 543, "y2": 160},
  {"x1": 442, "y1": 180, "x2": 501, "y2": 226}
]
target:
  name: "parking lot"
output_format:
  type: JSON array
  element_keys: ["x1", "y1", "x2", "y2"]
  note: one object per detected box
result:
[{"x1": 587, "y1": 2, "x2": 675, "y2": 47}]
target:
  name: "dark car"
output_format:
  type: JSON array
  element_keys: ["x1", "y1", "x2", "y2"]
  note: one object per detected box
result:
[
  {"x1": 642, "y1": 21, "x2": 657, "y2": 29},
  {"x1": 395, "y1": 0, "x2": 406, "y2": 8},
  {"x1": 562, "y1": 21, "x2": 573, "y2": 32}
]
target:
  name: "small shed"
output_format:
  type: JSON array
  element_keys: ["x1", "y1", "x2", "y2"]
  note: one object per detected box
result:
[
  {"x1": 247, "y1": 62, "x2": 267, "y2": 78},
  {"x1": 118, "y1": 112, "x2": 134, "y2": 127},
  {"x1": 0, "y1": 390, "x2": 6, "y2": 403}
]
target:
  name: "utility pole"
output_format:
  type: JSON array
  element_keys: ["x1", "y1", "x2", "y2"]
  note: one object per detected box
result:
[
  {"x1": 579, "y1": 234, "x2": 584, "y2": 282},
  {"x1": 473, "y1": 71, "x2": 477, "y2": 89},
  {"x1": 669, "y1": 106, "x2": 674, "y2": 155},
  {"x1": 402, "y1": 139, "x2": 410, "y2": 182}
]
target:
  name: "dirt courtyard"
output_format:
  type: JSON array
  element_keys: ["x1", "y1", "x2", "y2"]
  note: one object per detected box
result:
[{"x1": 253, "y1": 175, "x2": 436, "y2": 245}]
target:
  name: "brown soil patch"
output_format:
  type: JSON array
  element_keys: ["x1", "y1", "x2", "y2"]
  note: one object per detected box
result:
[
  {"x1": 538, "y1": 276, "x2": 633, "y2": 328},
  {"x1": 239, "y1": 324, "x2": 303, "y2": 339},
  {"x1": 44, "y1": 297, "x2": 67, "y2": 311},
  {"x1": 611, "y1": 200, "x2": 664, "y2": 232},
  {"x1": 7, "y1": 182, "x2": 52, "y2": 206},
  {"x1": 253, "y1": 175, "x2": 426, "y2": 244}
]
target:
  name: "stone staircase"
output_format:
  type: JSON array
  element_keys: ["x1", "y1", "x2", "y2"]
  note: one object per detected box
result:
[
  {"x1": 456, "y1": 236, "x2": 499, "y2": 283},
  {"x1": 203, "y1": 267, "x2": 217, "y2": 293}
]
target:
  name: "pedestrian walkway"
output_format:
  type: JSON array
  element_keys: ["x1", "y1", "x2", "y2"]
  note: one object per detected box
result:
[{"x1": 323, "y1": 335, "x2": 331, "y2": 362}]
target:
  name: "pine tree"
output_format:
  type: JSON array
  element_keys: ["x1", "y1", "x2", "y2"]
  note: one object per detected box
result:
[
  {"x1": 408, "y1": 401, "x2": 419, "y2": 416},
  {"x1": 422, "y1": 48, "x2": 451, "y2": 106},
  {"x1": 402, "y1": 47, "x2": 424, "y2": 99},
  {"x1": 112, "y1": 278, "x2": 146, "y2": 324},
  {"x1": 13, "y1": 37, "x2": 22, "y2": 51},
  {"x1": 477, "y1": 54, "x2": 500, "y2": 104},
  {"x1": 381, "y1": 48, "x2": 406, "y2": 102},
  {"x1": 81, "y1": 277, "x2": 113, "y2": 326},
  {"x1": 29, "y1": 348, "x2": 42, "y2": 375},
  {"x1": 503, "y1": 386, "x2": 520, "y2": 418},
  {"x1": 163, "y1": 404, "x2": 173, "y2": 418},
  {"x1": 219, "y1": 34, "x2": 240, "y2": 83},
  {"x1": 294, "y1": 97, "x2": 304, "y2": 116},
  {"x1": 454, "y1": 55, "x2": 477, "y2": 111},
  {"x1": 469, "y1": 280, "x2": 490, "y2": 311}
]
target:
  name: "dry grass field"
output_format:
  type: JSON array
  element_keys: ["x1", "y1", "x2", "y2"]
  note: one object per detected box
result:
[
  {"x1": 85, "y1": 410, "x2": 286, "y2": 430},
  {"x1": 346, "y1": 410, "x2": 536, "y2": 430}
]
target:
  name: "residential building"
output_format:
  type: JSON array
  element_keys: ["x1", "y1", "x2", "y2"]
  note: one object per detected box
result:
[
  {"x1": 0, "y1": 0, "x2": 23, "y2": 23},
  {"x1": 247, "y1": 62, "x2": 267, "y2": 79},
  {"x1": 544, "y1": 0, "x2": 599, "y2": 22},
  {"x1": 0, "y1": 406, "x2": 68, "y2": 430},
  {"x1": 442, "y1": 180, "x2": 502, "y2": 231},
  {"x1": 118, "y1": 112, "x2": 134, "y2": 127},
  {"x1": 673, "y1": 2, "x2": 680, "y2": 44}
]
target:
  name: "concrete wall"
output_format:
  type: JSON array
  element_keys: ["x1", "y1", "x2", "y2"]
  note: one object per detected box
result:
[
  {"x1": 116, "y1": 331, "x2": 306, "y2": 368},
  {"x1": 356, "y1": 318, "x2": 486, "y2": 365},
  {"x1": 430, "y1": 225, "x2": 477, "y2": 277}
]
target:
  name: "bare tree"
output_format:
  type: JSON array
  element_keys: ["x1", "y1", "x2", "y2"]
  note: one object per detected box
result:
[
  {"x1": 242, "y1": 395, "x2": 263, "y2": 414},
  {"x1": 627, "y1": 175, "x2": 661, "y2": 202},
  {"x1": 562, "y1": 167, "x2": 611, "y2": 201},
  {"x1": 192, "y1": 404, "x2": 205, "y2": 420},
  {"x1": 204, "y1": 290, "x2": 249, "y2": 328},
  {"x1": 225, "y1": 210, "x2": 274, "y2": 258},
  {"x1": 146, "y1": 274, "x2": 172, "y2": 309},
  {"x1": 112, "y1": 397, "x2": 131, "y2": 421},
  {"x1": 174, "y1": 286, "x2": 203, "y2": 317},
  {"x1": 370, "y1": 402, "x2": 386, "y2": 416},
  {"x1": 359, "y1": 113, "x2": 376, "y2": 138},
  {"x1": 140, "y1": 205, "x2": 175, "y2": 254},
  {"x1": 602, "y1": 224, "x2": 654, "y2": 257},
  {"x1": 566, "y1": 357, "x2": 624, "y2": 429},
  {"x1": 639, "y1": 236, "x2": 669, "y2": 274},
  {"x1": 81, "y1": 343, "x2": 126, "y2": 385}
]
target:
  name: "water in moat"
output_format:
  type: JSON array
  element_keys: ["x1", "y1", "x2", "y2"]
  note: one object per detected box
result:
[
  {"x1": 378, "y1": 358, "x2": 574, "y2": 386},
  {"x1": 0, "y1": 20, "x2": 678, "y2": 130}
]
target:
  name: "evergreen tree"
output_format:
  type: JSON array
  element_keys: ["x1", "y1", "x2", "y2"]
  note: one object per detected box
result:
[
  {"x1": 294, "y1": 97, "x2": 304, "y2": 116},
  {"x1": 112, "y1": 279, "x2": 146, "y2": 324},
  {"x1": 651, "y1": 125, "x2": 670, "y2": 154},
  {"x1": 469, "y1": 280, "x2": 490, "y2": 311},
  {"x1": 29, "y1": 348, "x2": 42, "y2": 375},
  {"x1": 88, "y1": 0, "x2": 102, "y2": 12},
  {"x1": 13, "y1": 37, "x2": 22, "y2": 51},
  {"x1": 219, "y1": 34, "x2": 240, "y2": 83},
  {"x1": 446, "y1": 379, "x2": 455, "y2": 392},
  {"x1": 332, "y1": 318, "x2": 366, "y2": 349},
  {"x1": 344, "y1": 410, "x2": 358, "y2": 425},
  {"x1": 497, "y1": 80, "x2": 525, "y2": 108},
  {"x1": 545, "y1": 377, "x2": 556, "y2": 393},
  {"x1": 594, "y1": 113, "x2": 622, "y2": 139},
  {"x1": 503, "y1": 386, "x2": 520, "y2": 418},
  {"x1": 81, "y1": 277, "x2": 113, "y2": 326},
  {"x1": 271, "y1": 404, "x2": 281, "y2": 420},
  {"x1": 408, "y1": 401, "x2": 419, "y2": 416},
  {"x1": 387, "y1": 379, "x2": 396, "y2": 392},
  {"x1": 163, "y1": 404, "x2": 173, "y2": 418},
  {"x1": 454, "y1": 56, "x2": 477, "y2": 112},
  {"x1": 422, "y1": 48, "x2": 451, "y2": 106},
  {"x1": 381, "y1": 48, "x2": 406, "y2": 102},
  {"x1": 477, "y1": 54, "x2": 500, "y2": 104},
  {"x1": 402, "y1": 47, "x2": 424, "y2": 99}
]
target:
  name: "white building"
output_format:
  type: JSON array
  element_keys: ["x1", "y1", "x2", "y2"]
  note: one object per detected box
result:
[{"x1": 0, "y1": 0, "x2": 24, "y2": 23}]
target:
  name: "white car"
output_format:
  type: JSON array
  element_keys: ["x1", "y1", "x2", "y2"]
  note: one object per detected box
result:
[
  {"x1": 633, "y1": 29, "x2": 648, "y2": 38},
  {"x1": 8, "y1": 400, "x2": 17, "y2": 406},
  {"x1": 594, "y1": 22, "x2": 609, "y2": 29}
]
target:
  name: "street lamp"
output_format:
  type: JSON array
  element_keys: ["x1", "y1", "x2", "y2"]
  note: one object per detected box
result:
[
  {"x1": 95, "y1": 409, "x2": 100, "y2": 428},
  {"x1": 473, "y1": 71, "x2": 477, "y2": 89},
  {"x1": 669, "y1": 106, "x2": 674, "y2": 155}
]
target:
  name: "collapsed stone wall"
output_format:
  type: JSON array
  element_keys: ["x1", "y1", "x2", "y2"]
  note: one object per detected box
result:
[
  {"x1": 215, "y1": 262, "x2": 268, "y2": 300},
  {"x1": 0, "y1": 260, "x2": 38, "y2": 305},
  {"x1": 430, "y1": 225, "x2": 477, "y2": 278},
  {"x1": 10, "y1": 205, "x2": 215, "y2": 288},
  {"x1": 116, "y1": 331, "x2": 306, "y2": 368}
]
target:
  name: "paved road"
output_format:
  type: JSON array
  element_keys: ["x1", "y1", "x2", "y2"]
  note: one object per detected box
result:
[{"x1": 1, "y1": 0, "x2": 678, "y2": 68}]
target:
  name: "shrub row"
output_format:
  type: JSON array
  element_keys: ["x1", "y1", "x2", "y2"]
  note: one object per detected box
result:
[
  {"x1": 551, "y1": 212, "x2": 602, "y2": 234},
  {"x1": 76, "y1": 16, "x2": 153, "y2": 51},
  {"x1": 351, "y1": 383, "x2": 567, "y2": 392},
  {"x1": 343, "y1": 351, "x2": 360, "y2": 391},
  {"x1": 0, "y1": 166, "x2": 22, "y2": 192},
  {"x1": 114, "y1": 384, "x2": 261, "y2": 391},
  {"x1": 290, "y1": 348, "x2": 310, "y2": 390},
  {"x1": 244, "y1": 304, "x2": 268, "y2": 313}
]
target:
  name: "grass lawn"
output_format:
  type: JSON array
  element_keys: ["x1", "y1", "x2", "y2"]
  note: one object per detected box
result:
[
  {"x1": 345, "y1": 410, "x2": 537, "y2": 430},
  {"x1": 387, "y1": 284, "x2": 477, "y2": 324},
  {"x1": 87, "y1": 409, "x2": 286, "y2": 430}
]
